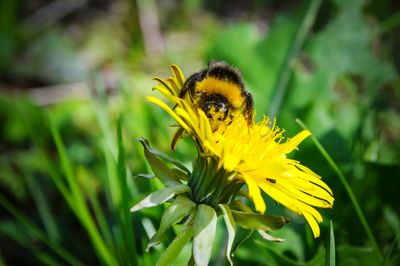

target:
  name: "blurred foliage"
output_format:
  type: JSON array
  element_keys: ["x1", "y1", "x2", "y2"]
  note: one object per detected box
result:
[{"x1": 0, "y1": 0, "x2": 399, "y2": 265}]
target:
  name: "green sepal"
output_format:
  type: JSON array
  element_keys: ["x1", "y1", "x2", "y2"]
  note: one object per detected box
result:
[
  {"x1": 138, "y1": 138, "x2": 190, "y2": 184},
  {"x1": 232, "y1": 210, "x2": 290, "y2": 231},
  {"x1": 257, "y1": 230, "x2": 285, "y2": 242},
  {"x1": 130, "y1": 183, "x2": 191, "y2": 212},
  {"x1": 147, "y1": 195, "x2": 195, "y2": 251},
  {"x1": 133, "y1": 173, "x2": 155, "y2": 179},
  {"x1": 170, "y1": 168, "x2": 188, "y2": 181},
  {"x1": 193, "y1": 204, "x2": 217, "y2": 266},
  {"x1": 231, "y1": 229, "x2": 254, "y2": 257},
  {"x1": 229, "y1": 200, "x2": 253, "y2": 213},
  {"x1": 218, "y1": 204, "x2": 236, "y2": 266},
  {"x1": 156, "y1": 225, "x2": 193, "y2": 266}
]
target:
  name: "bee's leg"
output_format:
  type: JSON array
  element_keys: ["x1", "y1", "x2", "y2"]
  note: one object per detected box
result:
[{"x1": 243, "y1": 91, "x2": 255, "y2": 125}]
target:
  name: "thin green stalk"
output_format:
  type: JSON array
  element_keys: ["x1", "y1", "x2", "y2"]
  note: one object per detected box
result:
[
  {"x1": 268, "y1": 0, "x2": 322, "y2": 118},
  {"x1": 103, "y1": 143, "x2": 126, "y2": 263},
  {"x1": 1, "y1": 223, "x2": 66, "y2": 266},
  {"x1": 326, "y1": 220, "x2": 335, "y2": 266},
  {"x1": 35, "y1": 253, "x2": 64, "y2": 266},
  {"x1": 16, "y1": 101, "x2": 74, "y2": 209},
  {"x1": 25, "y1": 173, "x2": 60, "y2": 243},
  {"x1": 49, "y1": 117, "x2": 117, "y2": 266},
  {"x1": 296, "y1": 119, "x2": 383, "y2": 261},
  {"x1": 116, "y1": 118, "x2": 137, "y2": 265},
  {"x1": 0, "y1": 195, "x2": 83, "y2": 266},
  {"x1": 95, "y1": 99, "x2": 136, "y2": 264},
  {"x1": 87, "y1": 187, "x2": 115, "y2": 251},
  {"x1": 98, "y1": 117, "x2": 138, "y2": 265}
]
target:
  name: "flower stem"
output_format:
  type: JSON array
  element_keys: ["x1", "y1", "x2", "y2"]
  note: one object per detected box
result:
[{"x1": 296, "y1": 119, "x2": 383, "y2": 261}]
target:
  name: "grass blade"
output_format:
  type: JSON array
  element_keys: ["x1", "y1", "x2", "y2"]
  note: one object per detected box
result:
[
  {"x1": 0, "y1": 195, "x2": 83, "y2": 266},
  {"x1": 16, "y1": 102, "x2": 73, "y2": 209},
  {"x1": 49, "y1": 116, "x2": 117, "y2": 266},
  {"x1": 116, "y1": 118, "x2": 137, "y2": 265},
  {"x1": 326, "y1": 220, "x2": 335, "y2": 266},
  {"x1": 268, "y1": 0, "x2": 322, "y2": 118},
  {"x1": 25, "y1": 173, "x2": 60, "y2": 243}
]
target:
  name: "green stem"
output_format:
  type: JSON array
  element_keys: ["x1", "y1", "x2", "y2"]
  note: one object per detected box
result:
[
  {"x1": 268, "y1": 0, "x2": 322, "y2": 118},
  {"x1": 296, "y1": 119, "x2": 383, "y2": 261}
]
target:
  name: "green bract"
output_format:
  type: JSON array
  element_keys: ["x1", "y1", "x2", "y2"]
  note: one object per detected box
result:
[{"x1": 131, "y1": 139, "x2": 290, "y2": 265}]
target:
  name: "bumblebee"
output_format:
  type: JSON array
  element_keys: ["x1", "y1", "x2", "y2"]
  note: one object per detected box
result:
[{"x1": 172, "y1": 61, "x2": 254, "y2": 149}]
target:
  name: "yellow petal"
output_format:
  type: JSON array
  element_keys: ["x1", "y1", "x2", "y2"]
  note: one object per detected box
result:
[
  {"x1": 258, "y1": 181, "x2": 323, "y2": 236},
  {"x1": 242, "y1": 174, "x2": 266, "y2": 213},
  {"x1": 281, "y1": 130, "x2": 311, "y2": 154},
  {"x1": 152, "y1": 86, "x2": 179, "y2": 104},
  {"x1": 146, "y1": 96, "x2": 191, "y2": 133},
  {"x1": 302, "y1": 211, "x2": 320, "y2": 238},
  {"x1": 170, "y1": 64, "x2": 185, "y2": 88},
  {"x1": 272, "y1": 180, "x2": 332, "y2": 208}
]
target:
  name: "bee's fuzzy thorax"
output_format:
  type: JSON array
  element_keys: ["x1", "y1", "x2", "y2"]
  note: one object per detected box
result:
[{"x1": 195, "y1": 77, "x2": 244, "y2": 108}]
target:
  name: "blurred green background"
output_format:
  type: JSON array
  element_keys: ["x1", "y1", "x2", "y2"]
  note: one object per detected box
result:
[{"x1": 0, "y1": 0, "x2": 399, "y2": 265}]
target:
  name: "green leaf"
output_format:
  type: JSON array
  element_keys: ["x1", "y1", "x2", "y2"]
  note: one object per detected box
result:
[
  {"x1": 232, "y1": 210, "x2": 290, "y2": 231},
  {"x1": 130, "y1": 184, "x2": 191, "y2": 212},
  {"x1": 326, "y1": 220, "x2": 336, "y2": 266},
  {"x1": 156, "y1": 225, "x2": 193, "y2": 266},
  {"x1": 147, "y1": 195, "x2": 195, "y2": 250},
  {"x1": 218, "y1": 204, "x2": 236, "y2": 266},
  {"x1": 193, "y1": 204, "x2": 217, "y2": 266}
]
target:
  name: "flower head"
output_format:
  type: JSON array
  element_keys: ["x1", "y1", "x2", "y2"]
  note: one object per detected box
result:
[
  {"x1": 148, "y1": 62, "x2": 334, "y2": 238},
  {"x1": 132, "y1": 62, "x2": 334, "y2": 266}
]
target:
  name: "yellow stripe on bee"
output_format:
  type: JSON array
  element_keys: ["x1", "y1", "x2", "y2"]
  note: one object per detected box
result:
[{"x1": 195, "y1": 77, "x2": 244, "y2": 108}]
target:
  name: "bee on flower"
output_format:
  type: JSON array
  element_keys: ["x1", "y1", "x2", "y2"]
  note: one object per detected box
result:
[{"x1": 132, "y1": 61, "x2": 334, "y2": 266}]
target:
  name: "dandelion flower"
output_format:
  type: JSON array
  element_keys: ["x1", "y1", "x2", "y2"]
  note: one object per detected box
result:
[
  {"x1": 132, "y1": 62, "x2": 334, "y2": 265},
  {"x1": 148, "y1": 62, "x2": 334, "y2": 238}
]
